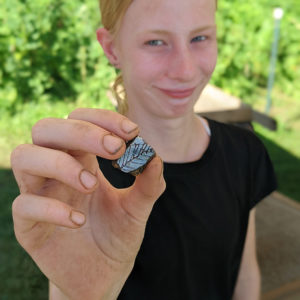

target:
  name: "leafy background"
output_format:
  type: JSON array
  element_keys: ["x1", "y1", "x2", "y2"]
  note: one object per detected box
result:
[
  {"x1": 0, "y1": 0, "x2": 299, "y2": 114},
  {"x1": 0, "y1": 0, "x2": 114, "y2": 111},
  {"x1": 214, "y1": 0, "x2": 300, "y2": 102},
  {"x1": 0, "y1": 0, "x2": 299, "y2": 298}
]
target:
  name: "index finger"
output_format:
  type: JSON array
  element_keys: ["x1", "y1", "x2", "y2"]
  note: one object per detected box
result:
[{"x1": 68, "y1": 108, "x2": 139, "y2": 140}]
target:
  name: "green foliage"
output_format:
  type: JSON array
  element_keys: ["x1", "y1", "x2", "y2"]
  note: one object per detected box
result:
[
  {"x1": 0, "y1": 0, "x2": 115, "y2": 113},
  {"x1": 0, "y1": 0, "x2": 299, "y2": 112},
  {"x1": 213, "y1": 0, "x2": 300, "y2": 103}
]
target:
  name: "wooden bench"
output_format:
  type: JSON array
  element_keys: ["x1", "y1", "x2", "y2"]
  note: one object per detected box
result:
[{"x1": 194, "y1": 85, "x2": 277, "y2": 131}]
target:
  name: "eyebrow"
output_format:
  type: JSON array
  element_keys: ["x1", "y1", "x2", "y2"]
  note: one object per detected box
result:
[{"x1": 140, "y1": 25, "x2": 216, "y2": 36}]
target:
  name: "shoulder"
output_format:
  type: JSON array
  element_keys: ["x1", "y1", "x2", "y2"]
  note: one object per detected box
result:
[
  {"x1": 207, "y1": 118, "x2": 266, "y2": 159},
  {"x1": 208, "y1": 119, "x2": 277, "y2": 207}
]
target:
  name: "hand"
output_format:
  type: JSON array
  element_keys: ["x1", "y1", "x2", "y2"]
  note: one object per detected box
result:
[{"x1": 11, "y1": 108, "x2": 166, "y2": 300}]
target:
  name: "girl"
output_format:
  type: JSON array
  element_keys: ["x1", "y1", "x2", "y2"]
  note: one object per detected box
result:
[{"x1": 11, "y1": 0, "x2": 277, "y2": 299}]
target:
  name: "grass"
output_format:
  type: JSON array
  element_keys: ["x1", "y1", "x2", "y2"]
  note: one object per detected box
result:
[
  {"x1": 249, "y1": 85, "x2": 300, "y2": 202},
  {"x1": 254, "y1": 124, "x2": 300, "y2": 201},
  {"x1": 0, "y1": 168, "x2": 48, "y2": 299}
]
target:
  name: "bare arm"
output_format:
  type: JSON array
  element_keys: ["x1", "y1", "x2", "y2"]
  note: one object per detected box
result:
[{"x1": 232, "y1": 208, "x2": 261, "y2": 300}]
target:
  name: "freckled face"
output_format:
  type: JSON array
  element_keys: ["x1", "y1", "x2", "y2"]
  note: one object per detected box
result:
[{"x1": 113, "y1": 0, "x2": 218, "y2": 118}]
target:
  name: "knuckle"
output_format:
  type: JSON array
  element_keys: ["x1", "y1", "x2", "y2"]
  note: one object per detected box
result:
[
  {"x1": 93, "y1": 108, "x2": 122, "y2": 121},
  {"x1": 68, "y1": 107, "x2": 85, "y2": 119},
  {"x1": 53, "y1": 152, "x2": 72, "y2": 172},
  {"x1": 42, "y1": 201, "x2": 55, "y2": 218},
  {"x1": 104, "y1": 109, "x2": 119, "y2": 118},
  {"x1": 52, "y1": 153, "x2": 82, "y2": 186},
  {"x1": 10, "y1": 144, "x2": 30, "y2": 168},
  {"x1": 53, "y1": 153, "x2": 62, "y2": 172},
  {"x1": 72, "y1": 119, "x2": 108, "y2": 143},
  {"x1": 31, "y1": 118, "x2": 53, "y2": 142},
  {"x1": 72, "y1": 120, "x2": 93, "y2": 138},
  {"x1": 12, "y1": 195, "x2": 24, "y2": 217},
  {"x1": 108, "y1": 110, "x2": 127, "y2": 125}
]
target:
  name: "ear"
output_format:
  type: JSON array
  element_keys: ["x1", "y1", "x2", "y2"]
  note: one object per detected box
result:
[{"x1": 97, "y1": 28, "x2": 121, "y2": 68}]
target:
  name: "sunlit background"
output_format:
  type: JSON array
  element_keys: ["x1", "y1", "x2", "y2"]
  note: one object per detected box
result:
[{"x1": 0, "y1": 0, "x2": 299, "y2": 299}]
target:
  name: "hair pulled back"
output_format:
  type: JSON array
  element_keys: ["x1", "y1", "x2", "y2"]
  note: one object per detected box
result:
[{"x1": 99, "y1": 0, "x2": 133, "y2": 114}]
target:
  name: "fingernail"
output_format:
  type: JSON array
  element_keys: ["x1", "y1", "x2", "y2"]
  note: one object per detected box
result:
[
  {"x1": 70, "y1": 210, "x2": 85, "y2": 226},
  {"x1": 103, "y1": 135, "x2": 123, "y2": 154},
  {"x1": 80, "y1": 170, "x2": 97, "y2": 189},
  {"x1": 121, "y1": 119, "x2": 138, "y2": 134}
]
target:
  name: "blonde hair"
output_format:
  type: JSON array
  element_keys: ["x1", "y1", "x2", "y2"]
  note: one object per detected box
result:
[
  {"x1": 99, "y1": 0, "x2": 218, "y2": 115},
  {"x1": 99, "y1": 0, "x2": 133, "y2": 114}
]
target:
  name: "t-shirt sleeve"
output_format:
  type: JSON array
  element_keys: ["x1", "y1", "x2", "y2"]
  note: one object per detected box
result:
[{"x1": 249, "y1": 134, "x2": 278, "y2": 209}]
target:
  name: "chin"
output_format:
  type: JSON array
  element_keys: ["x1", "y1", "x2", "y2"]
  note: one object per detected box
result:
[
  {"x1": 166, "y1": 94, "x2": 199, "y2": 117},
  {"x1": 157, "y1": 100, "x2": 196, "y2": 119}
]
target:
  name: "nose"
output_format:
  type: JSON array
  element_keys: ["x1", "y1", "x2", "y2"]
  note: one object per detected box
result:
[{"x1": 167, "y1": 45, "x2": 197, "y2": 82}]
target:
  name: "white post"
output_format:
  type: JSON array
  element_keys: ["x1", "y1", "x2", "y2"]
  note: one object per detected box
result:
[{"x1": 265, "y1": 8, "x2": 284, "y2": 114}]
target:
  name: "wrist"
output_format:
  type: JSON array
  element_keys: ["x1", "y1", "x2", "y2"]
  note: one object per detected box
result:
[{"x1": 48, "y1": 261, "x2": 133, "y2": 300}]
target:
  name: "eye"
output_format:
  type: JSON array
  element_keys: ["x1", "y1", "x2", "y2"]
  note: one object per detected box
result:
[
  {"x1": 191, "y1": 35, "x2": 207, "y2": 43},
  {"x1": 145, "y1": 40, "x2": 164, "y2": 46}
]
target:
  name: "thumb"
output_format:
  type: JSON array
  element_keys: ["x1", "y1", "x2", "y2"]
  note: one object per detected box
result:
[{"x1": 122, "y1": 156, "x2": 166, "y2": 223}]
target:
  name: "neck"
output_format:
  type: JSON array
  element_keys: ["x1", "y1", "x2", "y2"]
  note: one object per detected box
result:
[{"x1": 126, "y1": 109, "x2": 209, "y2": 163}]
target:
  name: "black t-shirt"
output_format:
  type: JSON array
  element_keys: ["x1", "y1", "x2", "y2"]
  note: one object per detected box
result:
[{"x1": 97, "y1": 118, "x2": 277, "y2": 300}]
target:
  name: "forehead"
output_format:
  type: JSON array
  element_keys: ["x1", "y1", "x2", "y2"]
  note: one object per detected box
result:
[{"x1": 120, "y1": 0, "x2": 216, "y2": 33}]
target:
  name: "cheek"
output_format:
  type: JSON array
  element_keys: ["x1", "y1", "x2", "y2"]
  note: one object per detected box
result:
[
  {"x1": 125, "y1": 52, "x2": 167, "y2": 85},
  {"x1": 198, "y1": 46, "x2": 218, "y2": 75}
]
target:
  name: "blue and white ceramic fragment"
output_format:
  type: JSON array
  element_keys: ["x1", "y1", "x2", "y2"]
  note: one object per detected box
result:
[{"x1": 112, "y1": 136, "x2": 156, "y2": 176}]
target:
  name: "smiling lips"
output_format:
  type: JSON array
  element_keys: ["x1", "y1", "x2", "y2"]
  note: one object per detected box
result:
[{"x1": 157, "y1": 87, "x2": 196, "y2": 99}]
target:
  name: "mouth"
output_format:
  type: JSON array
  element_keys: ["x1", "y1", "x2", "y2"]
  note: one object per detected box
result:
[{"x1": 157, "y1": 87, "x2": 196, "y2": 99}]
